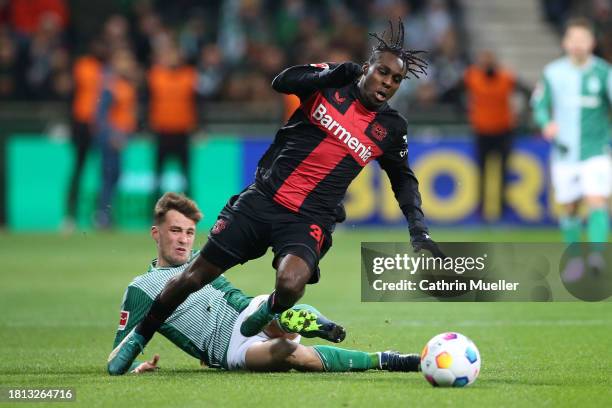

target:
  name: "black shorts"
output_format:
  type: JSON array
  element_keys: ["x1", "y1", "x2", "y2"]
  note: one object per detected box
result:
[{"x1": 200, "y1": 188, "x2": 333, "y2": 284}]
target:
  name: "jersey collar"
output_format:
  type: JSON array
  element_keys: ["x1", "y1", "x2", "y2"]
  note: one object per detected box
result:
[{"x1": 349, "y1": 83, "x2": 390, "y2": 112}]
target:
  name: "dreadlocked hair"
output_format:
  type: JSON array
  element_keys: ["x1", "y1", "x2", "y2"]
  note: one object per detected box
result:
[{"x1": 368, "y1": 19, "x2": 428, "y2": 79}]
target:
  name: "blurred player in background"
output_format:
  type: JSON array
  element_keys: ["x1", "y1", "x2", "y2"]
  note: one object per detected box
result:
[
  {"x1": 109, "y1": 192, "x2": 420, "y2": 375},
  {"x1": 94, "y1": 47, "x2": 139, "y2": 229},
  {"x1": 462, "y1": 50, "x2": 531, "y2": 221},
  {"x1": 148, "y1": 43, "x2": 198, "y2": 201},
  {"x1": 108, "y1": 20, "x2": 444, "y2": 375},
  {"x1": 531, "y1": 17, "x2": 611, "y2": 280},
  {"x1": 64, "y1": 38, "x2": 105, "y2": 230}
]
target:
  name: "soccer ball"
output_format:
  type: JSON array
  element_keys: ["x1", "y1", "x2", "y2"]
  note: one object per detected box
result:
[{"x1": 420, "y1": 332, "x2": 481, "y2": 387}]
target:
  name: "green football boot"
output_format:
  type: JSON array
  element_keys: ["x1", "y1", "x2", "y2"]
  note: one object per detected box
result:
[
  {"x1": 278, "y1": 304, "x2": 346, "y2": 343},
  {"x1": 107, "y1": 329, "x2": 146, "y2": 375}
]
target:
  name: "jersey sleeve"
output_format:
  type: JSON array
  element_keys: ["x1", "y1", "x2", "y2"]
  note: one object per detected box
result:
[
  {"x1": 109, "y1": 285, "x2": 154, "y2": 372},
  {"x1": 376, "y1": 123, "x2": 429, "y2": 237},
  {"x1": 271, "y1": 63, "x2": 338, "y2": 100},
  {"x1": 606, "y1": 65, "x2": 612, "y2": 104},
  {"x1": 531, "y1": 74, "x2": 553, "y2": 129},
  {"x1": 111, "y1": 285, "x2": 153, "y2": 348}
]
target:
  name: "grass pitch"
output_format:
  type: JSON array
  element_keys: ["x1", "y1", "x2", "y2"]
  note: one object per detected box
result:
[{"x1": 0, "y1": 228, "x2": 610, "y2": 407}]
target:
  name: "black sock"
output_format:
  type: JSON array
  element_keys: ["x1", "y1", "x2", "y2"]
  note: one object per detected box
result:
[{"x1": 268, "y1": 291, "x2": 294, "y2": 314}]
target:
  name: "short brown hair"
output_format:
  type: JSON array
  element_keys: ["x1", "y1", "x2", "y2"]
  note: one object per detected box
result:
[
  {"x1": 154, "y1": 192, "x2": 202, "y2": 225},
  {"x1": 565, "y1": 17, "x2": 595, "y2": 35}
]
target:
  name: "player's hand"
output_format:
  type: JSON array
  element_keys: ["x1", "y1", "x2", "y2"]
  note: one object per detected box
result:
[
  {"x1": 411, "y1": 233, "x2": 446, "y2": 259},
  {"x1": 542, "y1": 122, "x2": 558, "y2": 141},
  {"x1": 131, "y1": 354, "x2": 160, "y2": 374},
  {"x1": 322, "y1": 62, "x2": 363, "y2": 87}
]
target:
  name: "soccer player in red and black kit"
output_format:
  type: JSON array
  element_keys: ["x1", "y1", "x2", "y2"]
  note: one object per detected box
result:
[{"x1": 108, "y1": 21, "x2": 444, "y2": 375}]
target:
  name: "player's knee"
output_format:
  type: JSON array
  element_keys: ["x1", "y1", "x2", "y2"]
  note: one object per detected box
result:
[
  {"x1": 287, "y1": 346, "x2": 324, "y2": 372},
  {"x1": 271, "y1": 338, "x2": 299, "y2": 362},
  {"x1": 275, "y1": 256, "x2": 311, "y2": 301},
  {"x1": 585, "y1": 195, "x2": 608, "y2": 208},
  {"x1": 564, "y1": 202, "x2": 579, "y2": 216}
]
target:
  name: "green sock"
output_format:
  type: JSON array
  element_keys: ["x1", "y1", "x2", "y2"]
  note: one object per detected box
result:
[
  {"x1": 312, "y1": 346, "x2": 378, "y2": 372},
  {"x1": 292, "y1": 304, "x2": 321, "y2": 314},
  {"x1": 559, "y1": 216, "x2": 582, "y2": 243},
  {"x1": 255, "y1": 299, "x2": 272, "y2": 317},
  {"x1": 587, "y1": 208, "x2": 609, "y2": 243},
  {"x1": 240, "y1": 298, "x2": 274, "y2": 336}
]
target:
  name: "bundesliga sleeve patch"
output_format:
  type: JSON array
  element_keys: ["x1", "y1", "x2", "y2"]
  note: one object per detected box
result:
[
  {"x1": 118, "y1": 310, "x2": 129, "y2": 330},
  {"x1": 400, "y1": 135, "x2": 408, "y2": 158},
  {"x1": 310, "y1": 63, "x2": 329, "y2": 69},
  {"x1": 211, "y1": 218, "x2": 228, "y2": 235}
]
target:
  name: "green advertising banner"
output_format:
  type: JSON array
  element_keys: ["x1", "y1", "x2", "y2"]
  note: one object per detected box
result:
[{"x1": 7, "y1": 135, "x2": 242, "y2": 231}]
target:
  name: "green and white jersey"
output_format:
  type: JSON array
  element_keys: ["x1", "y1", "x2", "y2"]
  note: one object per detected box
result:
[
  {"x1": 112, "y1": 251, "x2": 252, "y2": 369},
  {"x1": 532, "y1": 56, "x2": 611, "y2": 163}
]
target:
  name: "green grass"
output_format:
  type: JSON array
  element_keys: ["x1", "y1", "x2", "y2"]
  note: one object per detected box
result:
[{"x1": 0, "y1": 228, "x2": 610, "y2": 407}]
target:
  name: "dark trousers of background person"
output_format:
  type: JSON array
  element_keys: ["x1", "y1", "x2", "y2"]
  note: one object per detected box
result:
[
  {"x1": 476, "y1": 131, "x2": 513, "y2": 221},
  {"x1": 153, "y1": 132, "x2": 191, "y2": 202},
  {"x1": 66, "y1": 120, "x2": 93, "y2": 221},
  {"x1": 96, "y1": 129, "x2": 123, "y2": 229}
]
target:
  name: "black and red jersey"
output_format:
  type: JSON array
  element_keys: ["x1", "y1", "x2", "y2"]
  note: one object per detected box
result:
[{"x1": 252, "y1": 63, "x2": 428, "y2": 235}]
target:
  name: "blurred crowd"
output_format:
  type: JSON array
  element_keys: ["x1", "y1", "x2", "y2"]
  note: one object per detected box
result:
[
  {"x1": 0, "y1": 0, "x2": 471, "y2": 229},
  {"x1": 1, "y1": 1, "x2": 610, "y2": 109},
  {"x1": 1, "y1": 0, "x2": 609, "y2": 228},
  {"x1": 0, "y1": 0, "x2": 467, "y2": 110}
]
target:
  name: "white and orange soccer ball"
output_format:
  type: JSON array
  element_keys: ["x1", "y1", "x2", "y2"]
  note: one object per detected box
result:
[{"x1": 420, "y1": 332, "x2": 481, "y2": 387}]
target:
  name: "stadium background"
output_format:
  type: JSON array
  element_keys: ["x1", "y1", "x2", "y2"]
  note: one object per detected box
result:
[
  {"x1": 0, "y1": 1, "x2": 611, "y2": 407},
  {"x1": 1, "y1": 0, "x2": 610, "y2": 232}
]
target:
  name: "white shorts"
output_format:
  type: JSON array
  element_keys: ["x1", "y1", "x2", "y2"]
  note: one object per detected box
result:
[
  {"x1": 226, "y1": 295, "x2": 301, "y2": 370},
  {"x1": 551, "y1": 155, "x2": 612, "y2": 204}
]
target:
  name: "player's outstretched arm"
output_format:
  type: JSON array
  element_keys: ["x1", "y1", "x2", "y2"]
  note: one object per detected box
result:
[
  {"x1": 410, "y1": 232, "x2": 445, "y2": 259},
  {"x1": 377, "y1": 130, "x2": 444, "y2": 258},
  {"x1": 271, "y1": 62, "x2": 362, "y2": 99},
  {"x1": 108, "y1": 284, "x2": 161, "y2": 375},
  {"x1": 531, "y1": 76, "x2": 554, "y2": 136}
]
